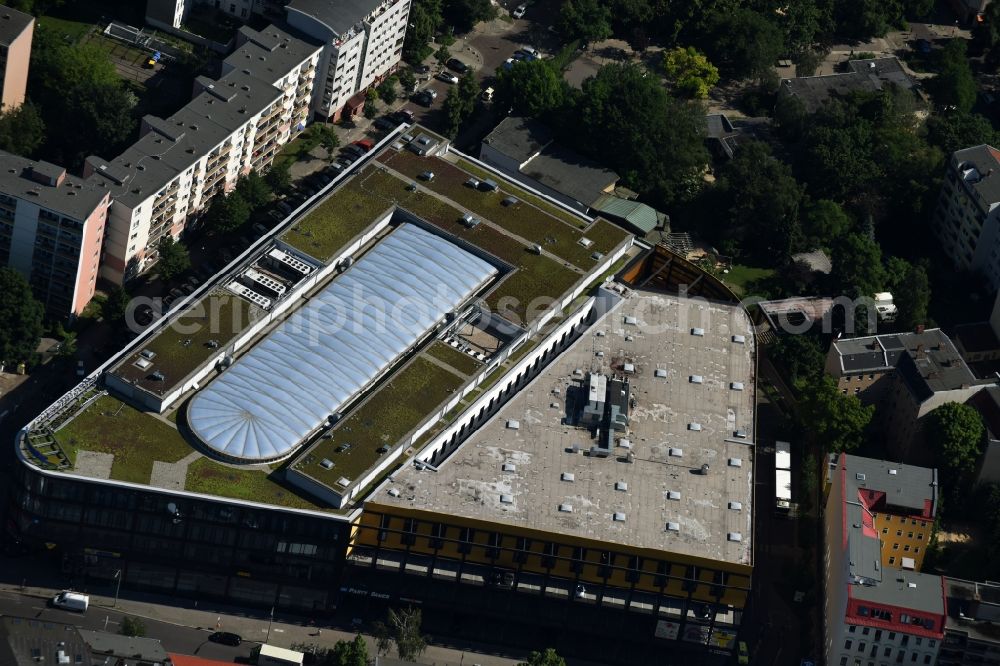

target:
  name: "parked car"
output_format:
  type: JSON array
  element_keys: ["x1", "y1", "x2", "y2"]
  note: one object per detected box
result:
[
  {"x1": 209, "y1": 632, "x2": 242, "y2": 646},
  {"x1": 418, "y1": 170, "x2": 435, "y2": 181},
  {"x1": 512, "y1": 4, "x2": 526, "y2": 17},
  {"x1": 446, "y1": 58, "x2": 470, "y2": 74},
  {"x1": 415, "y1": 64, "x2": 431, "y2": 74},
  {"x1": 481, "y1": 86, "x2": 495, "y2": 102},
  {"x1": 502, "y1": 58, "x2": 515, "y2": 71},
  {"x1": 75, "y1": 361, "x2": 85, "y2": 377},
  {"x1": 437, "y1": 71, "x2": 459, "y2": 84},
  {"x1": 277, "y1": 201, "x2": 292, "y2": 214},
  {"x1": 353, "y1": 138, "x2": 375, "y2": 152},
  {"x1": 342, "y1": 144, "x2": 366, "y2": 158},
  {"x1": 336, "y1": 156, "x2": 354, "y2": 168},
  {"x1": 373, "y1": 116, "x2": 395, "y2": 131},
  {"x1": 392, "y1": 109, "x2": 415, "y2": 123}
]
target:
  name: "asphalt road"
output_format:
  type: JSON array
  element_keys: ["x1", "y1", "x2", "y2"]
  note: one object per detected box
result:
[{"x1": 0, "y1": 589, "x2": 253, "y2": 660}]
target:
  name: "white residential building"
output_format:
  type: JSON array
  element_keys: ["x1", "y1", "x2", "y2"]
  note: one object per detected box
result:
[
  {"x1": 286, "y1": 0, "x2": 409, "y2": 122},
  {"x1": 86, "y1": 24, "x2": 321, "y2": 283},
  {"x1": 932, "y1": 144, "x2": 1000, "y2": 289}
]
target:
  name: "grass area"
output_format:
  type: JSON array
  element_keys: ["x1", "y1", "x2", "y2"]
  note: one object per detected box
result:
[
  {"x1": 186, "y1": 458, "x2": 329, "y2": 511},
  {"x1": 457, "y1": 159, "x2": 585, "y2": 228},
  {"x1": 722, "y1": 264, "x2": 776, "y2": 297},
  {"x1": 358, "y1": 167, "x2": 582, "y2": 324},
  {"x1": 81, "y1": 33, "x2": 149, "y2": 68},
  {"x1": 425, "y1": 341, "x2": 483, "y2": 376},
  {"x1": 383, "y1": 150, "x2": 629, "y2": 267},
  {"x1": 548, "y1": 39, "x2": 582, "y2": 71},
  {"x1": 281, "y1": 169, "x2": 394, "y2": 261},
  {"x1": 36, "y1": 15, "x2": 93, "y2": 42},
  {"x1": 112, "y1": 290, "x2": 260, "y2": 393},
  {"x1": 296, "y1": 356, "x2": 464, "y2": 485},
  {"x1": 55, "y1": 396, "x2": 191, "y2": 484}
]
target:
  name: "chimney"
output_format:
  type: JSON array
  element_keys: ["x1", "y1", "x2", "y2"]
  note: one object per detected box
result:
[{"x1": 915, "y1": 324, "x2": 925, "y2": 334}]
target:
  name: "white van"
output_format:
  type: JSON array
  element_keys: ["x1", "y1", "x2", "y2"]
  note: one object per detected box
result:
[{"x1": 51, "y1": 591, "x2": 89, "y2": 612}]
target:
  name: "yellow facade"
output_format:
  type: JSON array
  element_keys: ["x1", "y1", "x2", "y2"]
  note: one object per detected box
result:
[
  {"x1": 873, "y1": 512, "x2": 932, "y2": 571},
  {"x1": 352, "y1": 503, "x2": 752, "y2": 610}
]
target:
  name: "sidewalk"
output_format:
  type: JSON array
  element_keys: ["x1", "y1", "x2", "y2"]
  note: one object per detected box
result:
[{"x1": 0, "y1": 579, "x2": 520, "y2": 666}]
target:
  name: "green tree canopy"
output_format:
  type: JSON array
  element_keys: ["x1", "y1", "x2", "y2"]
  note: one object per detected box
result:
[
  {"x1": 120, "y1": 616, "x2": 146, "y2": 637},
  {"x1": 265, "y1": 162, "x2": 292, "y2": 192},
  {"x1": 378, "y1": 76, "x2": 398, "y2": 104},
  {"x1": 557, "y1": 0, "x2": 612, "y2": 43},
  {"x1": 798, "y1": 374, "x2": 874, "y2": 452},
  {"x1": 156, "y1": 236, "x2": 191, "y2": 283},
  {"x1": 373, "y1": 608, "x2": 427, "y2": 661},
  {"x1": 926, "y1": 112, "x2": 999, "y2": 155},
  {"x1": 398, "y1": 68, "x2": 417, "y2": 93},
  {"x1": 102, "y1": 286, "x2": 130, "y2": 325},
  {"x1": 928, "y1": 402, "x2": 985, "y2": 483},
  {"x1": 403, "y1": 0, "x2": 443, "y2": 63},
  {"x1": 932, "y1": 39, "x2": 977, "y2": 113},
  {"x1": 830, "y1": 232, "x2": 885, "y2": 298},
  {"x1": 770, "y1": 333, "x2": 825, "y2": 387},
  {"x1": 443, "y1": 71, "x2": 478, "y2": 137},
  {"x1": 699, "y1": 8, "x2": 784, "y2": 81},
  {"x1": 443, "y1": 0, "x2": 496, "y2": 32},
  {"x1": 204, "y1": 191, "x2": 251, "y2": 233},
  {"x1": 234, "y1": 171, "x2": 272, "y2": 210},
  {"x1": 0, "y1": 268, "x2": 43, "y2": 364},
  {"x1": 0, "y1": 102, "x2": 45, "y2": 157},
  {"x1": 885, "y1": 257, "x2": 931, "y2": 332},
  {"x1": 662, "y1": 46, "x2": 719, "y2": 99},
  {"x1": 495, "y1": 59, "x2": 566, "y2": 118},
  {"x1": 519, "y1": 648, "x2": 567, "y2": 666},
  {"x1": 330, "y1": 635, "x2": 369, "y2": 666},
  {"x1": 801, "y1": 198, "x2": 852, "y2": 249}
]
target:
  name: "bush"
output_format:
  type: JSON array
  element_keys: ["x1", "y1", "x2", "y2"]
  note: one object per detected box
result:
[{"x1": 120, "y1": 616, "x2": 146, "y2": 637}]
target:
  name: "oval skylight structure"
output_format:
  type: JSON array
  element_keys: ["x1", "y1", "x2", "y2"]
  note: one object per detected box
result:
[{"x1": 188, "y1": 224, "x2": 497, "y2": 462}]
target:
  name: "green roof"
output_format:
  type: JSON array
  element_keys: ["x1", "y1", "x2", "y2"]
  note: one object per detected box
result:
[{"x1": 591, "y1": 195, "x2": 660, "y2": 234}]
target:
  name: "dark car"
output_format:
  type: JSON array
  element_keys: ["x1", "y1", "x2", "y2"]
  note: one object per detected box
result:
[
  {"x1": 342, "y1": 144, "x2": 366, "y2": 158},
  {"x1": 209, "y1": 632, "x2": 242, "y2": 646},
  {"x1": 392, "y1": 109, "x2": 415, "y2": 123},
  {"x1": 415, "y1": 64, "x2": 431, "y2": 74},
  {"x1": 414, "y1": 91, "x2": 434, "y2": 107},
  {"x1": 447, "y1": 58, "x2": 470, "y2": 74},
  {"x1": 373, "y1": 116, "x2": 395, "y2": 131}
]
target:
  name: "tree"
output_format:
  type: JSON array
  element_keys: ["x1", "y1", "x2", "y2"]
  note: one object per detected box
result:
[
  {"x1": 53, "y1": 322, "x2": 76, "y2": 358},
  {"x1": 443, "y1": 0, "x2": 496, "y2": 33},
  {"x1": 797, "y1": 374, "x2": 874, "y2": 452},
  {"x1": 928, "y1": 402, "x2": 985, "y2": 484},
  {"x1": 0, "y1": 102, "x2": 45, "y2": 157},
  {"x1": 398, "y1": 67, "x2": 417, "y2": 93},
  {"x1": 266, "y1": 162, "x2": 292, "y2": 192},
  {"x1": 495, "y1": 59, "x2": 566, "y2": 118},
  {"x1": 203, "y1": 191, "x2": 251, "y2": 233},
  {"x1": 102, "y1": 286, "x2": 130, "y2": 324},
  {"x1": 364, "y1": 89, "x2": 379, "y2": 119},
  {"x1": 802, "y1": 199, "x2": 852, "y2": 249},
  {"x1": 435, "y1": 44, "x2": 451, "y2": 65},
  {"x1": 402, "y1": 0, "x2": 443, "y2": 64},
  {"x1": 573, "y1": 62, "x2": 708, "y2": 205},
  {"x1": 770, "y1": 333, "x2": 824, "y2": 386},
  {"x1": 0, "y1": 268, "x2": 43, "y2": 364},
  {"x1": 926, "y1": 112, "x2": 999, "y2": 155},
  {"x1": 557, "y1": 0, "x2": 612, "y2": 43},
  {"x1": 932, "y1": 39, "x2": 977, "y2": 113},
  {"x1": 156, "y1": 236, "x2": 191, "y2": 282},
  {"x1": 830, "y1": 232, "x2": 885, "y2": 298},
  {"x1": 120, "y1": 616, "x2": 146, "y2": 637},
  {"x1": 331, "y1": 635, "x2": 369, "y2": 666},
  {"x1": 661, "y1": 46, "x2": 719, "y2": 99},
  {"x1": 378, "y1": 76, "x2": 398, "y2": 104},
  {"x1": 519, "y1": 648, "x2": 567, "y2": 666},
  {"x1": 374, "y1": 607, "x2": 427, "y2": 661},
  {"x1": 699, "y1": 9, "x2": 784, "y2": 81},
  {"x1": 443, "y1": 71, "x2": 478, "y2": 137},
  {"x1": 710, "y1": 140, "x2": 804, "y2": 263},
  {"x1": 234, "y1": 171, "x2": 272, "y2": 210},
  {"x1": 885, "y1": 257, "x2": 930, "y2": 331}
]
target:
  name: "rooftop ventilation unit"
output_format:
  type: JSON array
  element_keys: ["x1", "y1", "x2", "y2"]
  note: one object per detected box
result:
[
  {"x1": 140, "y1": 349, "x2": 157, "y2": 361},
  {"x1": 615, "y1": 481, "x2": 628, "y2": 491},
  {"x1": 336, "y1": 476, "x2": 351, "y2": 487},
  {"x1": 688, "y1": 423, "x2": 702, "y2": 431},
  {"x1": 461, "y1": 213, "x2": 479, "y2": 228},
  {"x1": 655, "y1": 369, "x2": 667, "y2": 378},
  {"x1": 732, "y1": 335, "x2": 746, "y2": 344},
  {"x1": 730, "y1": 382, "x2": 744, "y2": 391},
  {"x1": 691, "y1": 327, "x2": 705, "y2": 336},
  {"x1": 502, "y1": 463, "x2": 516, "y2": 472},
  {"x1": 690, "y1": 375, "x2": 703, "y2": 384},
  {"x1": 267, "y1": 248, "x2": 312, "y2": 278},
  {"x1": 667, "y1": 491, "x2": 681, "y2": 500},
  {"x1": 242, "y1": 268, "x2": 287, "y2": 297},
  {"x1": 561, "y1": 472, "x2": 575, "y2": 482},
  {"x1": 595, "y1": 330, "x2": 606, "y2": 337},
  {"x1": 595, "y1": 351, "x2": 605, "y2": 358},
  {"x1": 734, "y1": 429, "x2": 747, "y2": 439},
  {"x1": 728, "y1": 458, "x2": 742, "y2": 467},
  {"x1": 506, "y1": 420, "x2": 520, "y2": 430},
  {"x1": 613, "y1": 512, "x2": 626, "y2": 522},
  {"x1": 623, "y1": 363, "x2": 635, "y2": 374},
  {"x1": 578, "y1": 237, "x2": 594, "y2": 248},
  {"x1": 624, "y1": 316, "x2": 637, "y2": 325},
  {"x1": 669, "y1": 447, "x2": 684, "y2": 457},
  {"x1": 500, "y1": 494, "x2": 513, "y2": 504},
  {"x1": 729, "y1": 501, "x2": 742, "y2": 510},
  {"x1": 889, "y1": 469, "x2": 898, "y2": 475},
  {"x1": 387, "y1": 487, "x2": 400, "y2": 497},
  {"x1": 134, "y1": 358, "x2": 153, "y2": 371},
  {"x1": 319, "y1": 459, "x2": 334, "y2": 470},
  {"x1": 226, "y1": 281, "x2": 272, "y2": 310},
  {"x1": 618, "y1": 438, "x2": 631, "y2": 449},
  {"x1": 558, "y1": 503, "x2": 573, "y2": 513},
  {"x1": 666, "y1": 522, "x2": 680, "y2": 532},
  {"x1": 856, "y1": 473, "x2": 866, "y2": 481},
  {"x1": 727, "y1": 532, "x2": 743, "y2": 542}
]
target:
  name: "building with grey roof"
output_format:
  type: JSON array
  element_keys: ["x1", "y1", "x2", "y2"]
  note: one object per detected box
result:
[
  {"x1": 824, "y1": 453, "x2": 946, "y2": 666},
  {"x1": 0, "y1": 151, "x2": 110, "y2": 318},
  {"x1": 0, "y1": 616, "x2": 92, "y2": 666},
  {"x1": 0, "y1": 6, "x2": 33, "y2": 111},
  {"x1": 933, "y1": 145, "x2": 1000, "y2": 290},
  {"x1": 77, "y1": 630, "x2": 168, "y2": 665},
  {"x1": 779, "y1": 57, "x2": 920, "y2": 114},
  {"x1": 480, "y1": 116, "x2": 619, "y2": 214},
  {"x1": 940, "y1": 577, "x2": 1000, "y2": 665}
]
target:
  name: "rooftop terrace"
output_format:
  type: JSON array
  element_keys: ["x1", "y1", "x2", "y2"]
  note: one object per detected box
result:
[{"x1": 375, "y1": 286, "x2": 757, "y2": 563}]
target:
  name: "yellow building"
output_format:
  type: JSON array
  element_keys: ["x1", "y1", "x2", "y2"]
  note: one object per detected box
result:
[{"x1": 349, "y1": 284, "x2": 757, "y2": 658}]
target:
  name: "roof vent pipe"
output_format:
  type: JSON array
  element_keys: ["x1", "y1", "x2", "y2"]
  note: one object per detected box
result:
[{"x1": 700, "y1": 463, "x2": 710, "y2": 475}]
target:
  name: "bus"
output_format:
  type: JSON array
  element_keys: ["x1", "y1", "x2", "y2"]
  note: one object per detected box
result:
[{"x1": 775, "y1": 441, "x2": 793, "y2": 515}]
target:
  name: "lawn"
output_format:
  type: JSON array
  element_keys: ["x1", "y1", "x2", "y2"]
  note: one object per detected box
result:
[
  {"x1": 381, "y1": 150, "x2": 629, "y2": 268},
  {"x1": 296, "y1": 356, "x2": 465, "y2": 485},
  {"x1": 722, "y1": 264, "x2": 776, "y2": 297},
  {"x1": 36, "y1": 15, "x2": 93, "y2": 42},
  {"x1": 55, "y1": 396, "x2": 192, "y2": 484},
  {"x1": 112, "y1": 290, "x2": 260, "y2": 394},
  {"x1": 185, "y1": 458, "x2": 329, "y2": 511},
  {"x1": 280, "y1": 170, "x2": 395, "y2": 261},
  {"x1": 457, "y1": 159, "x2": 586, "y2": 229},
  {"x1": 357, "y1": 167, "x2": 582, "y2": 324},
  {"x1": 425, "y1": 341, "x2": 483, "y2": 376}
]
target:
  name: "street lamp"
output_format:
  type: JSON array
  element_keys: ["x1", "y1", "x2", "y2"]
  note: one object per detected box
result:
[
  {"x1": 112, "y1": 569, "x2": 122, "y2": 608},
  {"x1": 265, "y1": 606, "x2": 274, "y2": 643}
]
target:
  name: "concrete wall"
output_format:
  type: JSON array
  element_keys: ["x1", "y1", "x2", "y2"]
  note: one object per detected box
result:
[
  {"x1": 0, "y1": 16, "x2": 32, "y2": 111},
  {"x1": 824, "y1": 453, "x2": 850, "y2": 666},
  {"x1": 70, "y1": 193, "x2": 111, "y2": 315}
]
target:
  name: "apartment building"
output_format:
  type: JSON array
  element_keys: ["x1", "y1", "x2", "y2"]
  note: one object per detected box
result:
[
  {"x1": 824, "y1": 453, "x2": 946, "y2": 666},
  {"x1": 0, "y1": 152, "x2": 110, "y2": 318},
  {"x1": 86, "y1": 24, "x2": 321, "y2": 283},
  {"x1": 0, "y1": 7, "x2": 33, "y2": 111},
  {"x1": 940, "y1": 577, "x2": 1000, "y2": 666},
  {"x1": 146, "y1": 0, "x2": 287, "y2": 29},
  {"x1": 286, "y1": 0, "x2": 408, "y2": 121},
  {"x1": 933, "y1": 145, "x2": 1000, "y2": 289}
]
